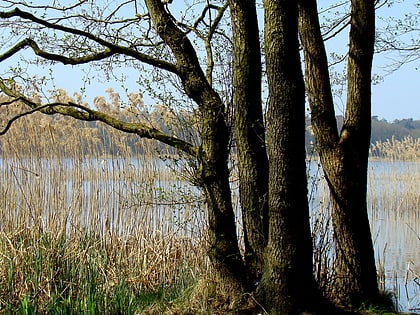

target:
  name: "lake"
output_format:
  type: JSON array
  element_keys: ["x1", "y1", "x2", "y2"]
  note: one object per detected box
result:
[
  {"x1": 368, "y1": 161, "x2": 419, "y2": 313},
  {"x1": 0, "y1": 157, "x2": 419, "y2": 313}
]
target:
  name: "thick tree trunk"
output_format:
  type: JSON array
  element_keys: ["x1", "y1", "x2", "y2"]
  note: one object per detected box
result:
[
  {"x1": 322, "y1": 148, "x2": 378, "y2": 305},
  {"x1": 197, "y1": 145, "x2": 247, "y2": 286},
  {"x1": 259, "y1": 1, "x2": 318, "y2": 313},
  {"x1": 229, "y1": 0, "x2": 269, "y2": 285},
  {"x1": 298, "y1": 0, "x2": 378, "y2": 306}
]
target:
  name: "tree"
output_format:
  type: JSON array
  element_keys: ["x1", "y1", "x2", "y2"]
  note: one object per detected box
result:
[
  {"x1": 298, "y1": 0, "x2": 379, "y2": 305},
  {"x1": 0, "y1": 1, "x2": 318, "y2": 313},
  {"x1": 1, "y1": 0, "x2": 408, "y2": 312},
  {"x1": 256, "y1": 1, "x2": 319, "y2": 313},
  {"x1": 0, "y1": 0, "x2": 246, "y2": 288},
  {"x1": 229, "y1": 0, "x2": 269, "y2": 284}
]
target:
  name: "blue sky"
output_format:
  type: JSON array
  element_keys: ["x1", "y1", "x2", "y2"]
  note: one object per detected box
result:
[
  {"x1": 371, "y1": 62, "x2": 418, "y2": 121},
  {"x1": 365, "y1": 1, "x2": 419, "y2": 121}
]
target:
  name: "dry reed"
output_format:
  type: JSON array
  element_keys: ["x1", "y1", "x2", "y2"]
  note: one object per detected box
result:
[
  {"x1": 0, "y1": 98, "x2": 212, "y2": 313},
  {"x1": 370, "y1": 136, "x2": 420, "y2": 161},
  {"x1": 1, "y1": 93, "x2": 419, "y2": 313}
]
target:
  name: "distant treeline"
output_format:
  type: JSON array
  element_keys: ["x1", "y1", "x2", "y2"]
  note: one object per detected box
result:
[
  {"x1": 305, "y1": 115, "x2": 420, "y2": 148},
  {"x1": 370, "y1": 117, "x2": 420, "y2": 142}
]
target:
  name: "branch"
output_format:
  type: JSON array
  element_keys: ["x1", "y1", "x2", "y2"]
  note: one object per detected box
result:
[
  {"x1": 0, "y1": 7, "x2": 179, "y2": 73},
  {"x1": 0, "y1": 82, "x2": 199, "y2": 157},
  {"x1": 144, "y1": 0, "x2": 212, "y2": 103},
  {"x1": 298, "y1": 0, "x2": 340, "y2": 147},
  {"x1": 322, "y1": 18, "x2": 351, "y2": 42},
  {"x1": 205, "y1": 2, "x2": 229, "y2": 84},
  {"x1": 172, "y1": 2, "x2": 228, "y2": 85},
  {"x1": 175, "y1": 3, "x2": 228, "y2": 40},
  {"x1": 0, "y1": 101, "x2": 52, "y2": 135},
  {"x1": 0, "y1": 38, "x2": 114, "y2": 65},
  {"x1": 0, "y1": 0, "x2": 87, "y2": 11}
]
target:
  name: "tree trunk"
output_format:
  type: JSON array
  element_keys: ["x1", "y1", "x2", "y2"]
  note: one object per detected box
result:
[
  {"x1": 298, "y1": 0, "x2": 378, "y2": 306},
  {"x1": 145, "y1": 0, "x2": 246, "y2": 286},
  {"x1": 259, "y1": 1, "x2": 318, "y2": 313},
  {"x1": 323, "y1": 148, "x2": 378, "y2": 306},
  {"x1": 229, "y1": 0, "x2": 269, "y2": 285},
  {"x1": 331, "y1": 0, "x2": 378, "y2": 305}
]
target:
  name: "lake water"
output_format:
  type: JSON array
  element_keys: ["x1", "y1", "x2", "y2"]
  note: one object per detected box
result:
[
  {"x1": 367, "y1": 161, "x2": 419, "y2": 313},
  {"x1": 0, "y1": 157, "x2": 419, "y2": 313}
]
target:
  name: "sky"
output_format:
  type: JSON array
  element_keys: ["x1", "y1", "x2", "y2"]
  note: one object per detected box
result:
[
  {"x1": 367, "y1": 0, "x2": 419, "y2": 122},
  {"x1": 0, "y1": 1, "x2": 418, "y2": 122},
  {"x1": 325, "y1": 34, "x2": 420, "y2": 121},
  {"x1": 320, "y1": 0, "x2": 419, "y2": 121},
  {"x1": 371, "y1": 61, "x2": 419, "y2": 121}
]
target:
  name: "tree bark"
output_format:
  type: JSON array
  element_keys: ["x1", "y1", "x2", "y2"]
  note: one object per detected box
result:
[
  {"x1": 145, "y1": 0, "x2": 246, "y2": 286},
  {"x1": 298, "y1": 0, "x2": 379, "y2": 305},
  {"x1": 333, "y1": 0, "x2": 378, "y2": 305},
  {"x1": 259, "y1": 1, "x2": 318, "y2": 313},
  {"x1": 229, "y1": 0, "x2": 269, "y2": 285}
]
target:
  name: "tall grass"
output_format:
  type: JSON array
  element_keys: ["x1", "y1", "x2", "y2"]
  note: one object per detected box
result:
[
  {"x1": 1, "y1": 96, "x2": 419, "y2": 313},
  {"x1": 370, "y1": 136, "x2": 420, "y2": 161},
  {"x1": 368, "y1": 160, "x2": 420, "y2": 312},
  {"x1": 0, "y1": 103, "x2": 213, "y2": 314},
  {"x1": 0, "y1": 228, "x2": 203, "y2": 314}
]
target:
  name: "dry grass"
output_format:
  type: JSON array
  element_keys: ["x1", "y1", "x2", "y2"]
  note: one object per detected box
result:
[
  {"x1": 1, "y1": 96, "x2": 419, "y2": 313},
  {"x1": 0, "y1": 104, "x2": 213, "y2": 313},
  {"x1": 368, "y1": 160, "x2": 420, "y2": 219},
  {"x1": 0, "y1": 228, "x2": 206, "y2": 313},
  {"x1": 368, "y1": 161, "x2": 420, "y2": 313},
  {"x1": 370, "y1": 136, "x2": 420, "y2": 161}
]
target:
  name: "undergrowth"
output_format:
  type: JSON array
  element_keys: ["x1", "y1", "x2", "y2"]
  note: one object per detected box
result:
[{"x1": 0, "y1": 228, "x2": 203, "y2": 315}]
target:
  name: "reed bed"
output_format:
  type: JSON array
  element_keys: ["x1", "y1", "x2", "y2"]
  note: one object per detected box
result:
[
  {"x1": 0, "y1": 228, "x2": 206, "y2": 314},
  {"x1": 368, "y1": 160, "x2": 420, "y2": 312},
  {"x1": 1, "y1": 96, "x2": 419, "y2": 313},
  {"x1": 370, "y1": 136, "x2": 420, "y2": 161},
  {"x1": 0, "y1": 104, "x2": 213, "y2": 314}
]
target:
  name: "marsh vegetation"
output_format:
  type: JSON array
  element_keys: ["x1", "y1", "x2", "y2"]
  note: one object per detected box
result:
[{"x1": 0, "y1": 115, "x2": 418, "y2": 314}]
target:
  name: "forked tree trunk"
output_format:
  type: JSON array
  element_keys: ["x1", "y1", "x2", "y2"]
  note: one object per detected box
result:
[
  {"x1": 330, "y1": 0, "x2": 378, "y2": 304},
  {"x1": 259, "y1": 1, "x2": 318, "y2": 313},
  {"x1": 322, "y1": 147, "x2": 378, "y2": 305},
  {"x1": 298, "y1": 0, "x2": 379, "y2": 305}
]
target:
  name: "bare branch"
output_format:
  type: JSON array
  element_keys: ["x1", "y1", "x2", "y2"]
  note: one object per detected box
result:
[
  {"x1": 0, "y1": 7, "x2": 179, "y2": 73},
  {"x1": 213, "y1": 3, "x2": 229, "y2": 34},
  {"x1": 171, "y1": 2, "x2": 229, "y2": 85},
  {"x1": 323, "y1": 18, "x2": 351, "y2": 42},
  {"x1": 0, "y1": 38, "x2": 115, "y2": 65},
  {"x1": 0, "y1": 0, "x2": 88, "y2": 11}
]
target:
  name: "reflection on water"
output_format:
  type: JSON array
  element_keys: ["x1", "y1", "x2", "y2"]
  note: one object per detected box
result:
[{"x1": 0, "y1": 158, "x2": 419, "y2": 312}]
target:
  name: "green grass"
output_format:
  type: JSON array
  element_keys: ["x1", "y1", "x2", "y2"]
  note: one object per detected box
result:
[{"x1": 0, "y1": 229, "x2": 201, "y2": 315}]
